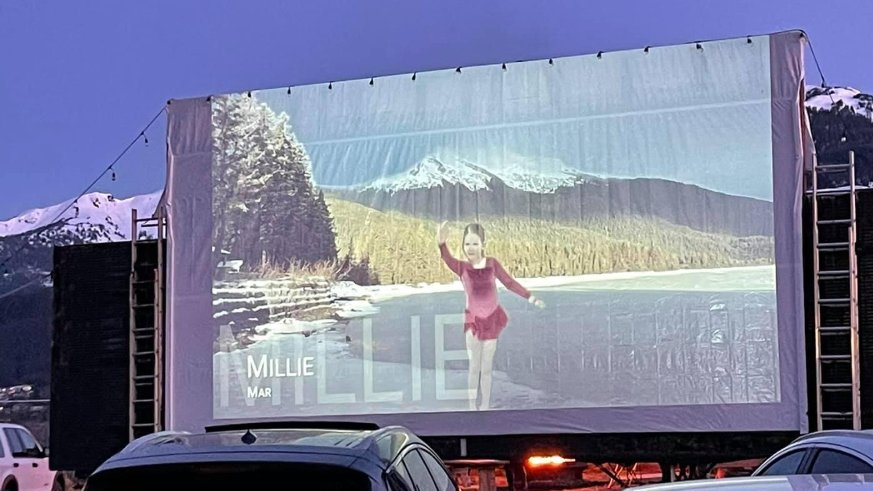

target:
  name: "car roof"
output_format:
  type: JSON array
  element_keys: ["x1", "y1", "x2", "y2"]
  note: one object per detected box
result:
[
  {"x1": 751, "y1": 430, "x2": 873, "y2": 477},
  {"x1": 92, "y1": 424, "x2": 426, "y2": 477},
  {"x1": 635, "y1": 474, "x2": 873, "y2": 491},
  {"x1": 786, "y1": 430, "x2": 873, "y2": 458}
]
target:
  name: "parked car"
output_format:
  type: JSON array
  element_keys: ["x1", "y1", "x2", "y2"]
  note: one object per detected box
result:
[
  {"x1": 752, "y1": 430, "x2": 873, "y2": 476},
  {"x1": 634, "y1": 474, "x2": 873, "y2": 490},
  {"x1": 0, "y1": 423, "x2": 57, "y2": 491},
  {"x1": 85, "y1": 422, "x2": 457, "y2": 491}
]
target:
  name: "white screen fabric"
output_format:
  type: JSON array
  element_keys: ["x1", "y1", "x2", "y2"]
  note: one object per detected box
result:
[{"x1": 163, "y1": 31, "x2": 811, "y2": 435}]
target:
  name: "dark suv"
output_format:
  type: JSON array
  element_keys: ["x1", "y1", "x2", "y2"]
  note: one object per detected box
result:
[{"x1": 85, "y1": 422, "x2": 457, "y2": 491}]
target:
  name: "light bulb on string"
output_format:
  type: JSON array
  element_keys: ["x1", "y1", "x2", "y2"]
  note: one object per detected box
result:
[{"x1": 111, "y1": 168, "x2": 116, "y2": 181}]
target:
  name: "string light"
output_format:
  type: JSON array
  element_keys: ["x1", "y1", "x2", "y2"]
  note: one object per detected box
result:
[
  {"x1": 502, "y1": 63, "x2": 506, "y2": 71},
  {"x1": 247, "y1": 91, "x2": 252, "y2": 98},
  {"x1": 456, "y1": 67, "x2": 462, "y2": 73},
  {"x1": 644, "y1": 46, "x2": 651, "y2": 53},
  {"x1": 369, "y1": 77, "x2": 374, "y2": 86},
  {"x1": 328, "y1": 82, "x2": 333, "y2": 90},
  {"x1": 696, "y1": 43, "x2": 703, "y2": 50},
  {"x1": 111, "y1": 168, "x2": 116, "y2": 181},
  {"x1": 0, "y1": 106, "x2": 167, "y2": 271},
  {"x1": 411, "y1": 73, "x2": 416, "y2": 81},
  {"x1": 805, "y1": 34, "x2": 837, "y2": 111},
  {"x1": 287, "y1": 86, "x2": 291, "y2": 95},
  {"x1": 548, "y1": 58, "x2": 554, "y2": 65},
  {"x1": 597, "y1": 51, "x2": 603, "y2": 59}
]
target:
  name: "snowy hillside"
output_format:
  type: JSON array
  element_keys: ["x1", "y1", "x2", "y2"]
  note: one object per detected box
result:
[
  {"x1": 0, "y1": 191, "x2": 162, "y2": 241},
  {"x1": 494, "y1": 151, "x2": 590, "y2": 193},
  {"x1": 362, "y1": 156, "x2": 493, "y2": 193},
  {"x1": 806, "y1": 86, "x2": 873, "y2": 119},
  {"x1": 359, "y1": 150, "x2": 590, "y2": 194}
]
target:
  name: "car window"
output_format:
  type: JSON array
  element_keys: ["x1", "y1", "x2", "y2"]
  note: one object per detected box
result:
[
  {"x1": 0, "y1": 435, "x2": 4, "y2": 458},
  {"x1": 419, "y1": 450, "x2": 455, "y2": 491},
  {"x1": 377, "y1": 433, "x2": 411, "y2": 463},
  {"x1": 3, "y1": 429, "x2": 24, "y2": 457},
  {"x1": 85, "y1": 462, "x2": 371, "y2": 491},
  {"x1": 402, "y1": 449, "x2": 438, "y2": 491},
  {"x1": 388, "y1": 460, "x2": 415, "y2": 491},
  {"x1": 810, "y1": 449, "x2": 873, "y2": 474},
  {"x1": 758, "y1": 450, "x2": 806, "y2": 476},
  {"x1": 15, "y1": 429, "x2": 41, "y2": 456}
]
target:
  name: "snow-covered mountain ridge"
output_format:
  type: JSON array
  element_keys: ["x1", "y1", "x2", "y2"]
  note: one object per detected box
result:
[
  {"x1": 0, "y1": 191, "x2": 162, "y2": 241},
  {"x1": 359, "y1": 150, "x2": 593, "y2": 194},
  {"x1": 806, "y1": 86, "x2": 873, "y2": 119}
]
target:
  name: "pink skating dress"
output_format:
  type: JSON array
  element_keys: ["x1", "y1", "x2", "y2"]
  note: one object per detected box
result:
[{"x1": 439, "y1": 243, "x2": 531, "y2": 340}]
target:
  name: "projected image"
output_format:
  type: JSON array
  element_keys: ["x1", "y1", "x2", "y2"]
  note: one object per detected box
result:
[{"x1": 211, "y1": 38, "x2": 778, "y2": 419}]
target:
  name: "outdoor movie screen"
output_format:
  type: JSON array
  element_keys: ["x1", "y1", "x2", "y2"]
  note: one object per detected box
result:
[{"x1": 208, "y1": 35, "x2": 785, "y2": 421}]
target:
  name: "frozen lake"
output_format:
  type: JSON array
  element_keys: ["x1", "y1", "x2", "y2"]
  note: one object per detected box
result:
[{"x1": 214, "y1": 265, "x2": 779, "y2": 419}]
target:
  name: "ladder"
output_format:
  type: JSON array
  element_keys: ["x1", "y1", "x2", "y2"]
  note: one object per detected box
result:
[
  {"x1": 812, "y1": 150, "x2": 861, "y2": 430},
  {"x1": 129, "y1": 207, "x2": 167, "y2": 441}
]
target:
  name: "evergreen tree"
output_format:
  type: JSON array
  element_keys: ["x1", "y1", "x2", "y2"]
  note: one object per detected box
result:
[
  {"x1": 211, "y1": 94, "x2": 338, "y2": 274},
  {"x1": 807, "y1": 106, "x2": 873, "y2": 188},
  {"x1": 305, "y1": 190, "x2": 338, "y2": 263}
]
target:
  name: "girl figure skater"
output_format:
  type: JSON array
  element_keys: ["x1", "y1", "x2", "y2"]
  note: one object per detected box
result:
[{"x1": 437, "y1": 221, "x2": 545, "y2": 411}]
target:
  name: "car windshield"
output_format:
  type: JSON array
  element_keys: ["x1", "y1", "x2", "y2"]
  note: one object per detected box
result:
[{"x1": 84, "y1": 462, "x2": 371, "y2": 491}]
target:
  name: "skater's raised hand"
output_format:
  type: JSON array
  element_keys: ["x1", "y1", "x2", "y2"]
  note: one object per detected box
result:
[{"x1": 437, "y1": 221, "x2": 450, "y2": 245}]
